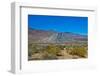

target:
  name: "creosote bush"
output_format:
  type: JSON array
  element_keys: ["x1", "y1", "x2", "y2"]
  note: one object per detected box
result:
[
  {"x1": 69, "y1": 46, "x2": 87, "y2": 57},
  {"x1": 46, "y1": 44, "x2": 61, "y2": 54},
  {"x1": 28, "y1": 43, "x2": 44, "y2": 57},
  {"x1": 42, "y1": 44, "x2": 62, "y2": 59}
]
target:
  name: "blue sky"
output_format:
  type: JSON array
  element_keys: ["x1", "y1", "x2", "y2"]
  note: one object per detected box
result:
[{"x1": 28, "y1": 15, "x2": 88, "y2": 35}]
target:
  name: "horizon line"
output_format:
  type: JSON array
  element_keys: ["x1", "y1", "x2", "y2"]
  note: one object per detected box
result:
[{"x1": 28, "y1": 27, "x2": 88, "y2": 36}]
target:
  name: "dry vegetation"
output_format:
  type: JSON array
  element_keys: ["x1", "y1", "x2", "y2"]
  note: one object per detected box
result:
[{"x1": 28, "y1": 43, "x2": 88, "y2": 60}]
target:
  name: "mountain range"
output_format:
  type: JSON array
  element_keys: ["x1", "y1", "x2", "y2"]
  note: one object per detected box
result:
[{"x1": 28, "y1": 28, "x2": 87, "y2": 44}]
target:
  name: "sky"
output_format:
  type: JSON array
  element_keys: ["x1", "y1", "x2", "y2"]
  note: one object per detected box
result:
[{"x1": 28, "y1": 15, "x2": 88, "y2": 35}]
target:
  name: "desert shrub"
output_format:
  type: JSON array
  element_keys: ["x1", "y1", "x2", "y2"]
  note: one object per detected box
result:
[
  {"x1": 46, "y1": 44, "x2": 61, "y2": 54},
  {"x1": 28, "y1": 44, "x2": 43, "y2": 57},
  {"x1": 42, "y1": 44, "x2": 62, "y2": 59},
  {"x1": 42, "y1": 51, "x2": 58, "y2": 60},
  {"x1": 57, "y1": 45, "x2": 65, "y2": 50},
  {"x1": 28, "y1": 49, "x2": 33, "y2": 57},
  {"x1": 69, "y1": 46, "x2": 87, "y2": 57},
  {"x1": 28, "y1": 43, "x2": 33, "y2": 57}
]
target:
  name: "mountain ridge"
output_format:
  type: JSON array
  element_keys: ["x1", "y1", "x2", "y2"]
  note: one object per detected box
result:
[{"x1": 28, "y1": 28, "x2": 87, "y2": 44}]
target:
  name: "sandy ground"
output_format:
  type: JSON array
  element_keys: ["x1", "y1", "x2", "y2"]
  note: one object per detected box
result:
[{"x1": 28, "y1": 49, "x2": 82, "y2": 60}]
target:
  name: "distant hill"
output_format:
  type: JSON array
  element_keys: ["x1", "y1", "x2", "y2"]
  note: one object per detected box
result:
[{"x1": 28, "y1": 28, "x2": 87, "y2": 44}]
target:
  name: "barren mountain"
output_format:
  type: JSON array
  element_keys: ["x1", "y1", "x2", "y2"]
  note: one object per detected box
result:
[{"x1": 28, "y1": 28, "x2": 87, "y2": 44}]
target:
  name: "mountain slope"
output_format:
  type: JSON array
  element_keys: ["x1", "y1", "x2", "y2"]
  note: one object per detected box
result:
[{"x1": 28, "y1": 28, "x2": 87, "y2": 44}]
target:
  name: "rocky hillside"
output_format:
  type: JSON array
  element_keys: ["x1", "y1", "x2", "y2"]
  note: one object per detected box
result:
[{"x1": 28, "y1": 28, "x2": 87, "y2": 44}]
